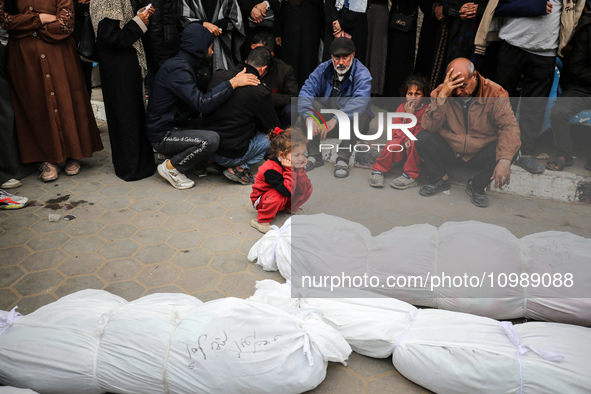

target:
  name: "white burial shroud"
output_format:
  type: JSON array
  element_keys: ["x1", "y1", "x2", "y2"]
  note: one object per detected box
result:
[
  {"x1": 251, "y1": 279, "x2": 591, "y2": 394},
  {"x1": 247, "y1": 214, "x2": 591, "y2": 326},
  {"x1": 0, "y1": 289, "x2": 351, "y2": 394}
]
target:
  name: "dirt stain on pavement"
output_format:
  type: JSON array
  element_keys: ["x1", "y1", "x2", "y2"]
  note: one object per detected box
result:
[{"x1": 42, "y1": 195, "x2": 94, "y2": 210}]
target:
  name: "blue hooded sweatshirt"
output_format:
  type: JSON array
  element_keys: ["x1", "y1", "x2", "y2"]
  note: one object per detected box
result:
[{"x1": 146, "y1": 23, "x2": 234, "y2": 142}]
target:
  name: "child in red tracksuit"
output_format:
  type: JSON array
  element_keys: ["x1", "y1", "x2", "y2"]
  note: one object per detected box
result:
[
  {"x1": 250, "y1": 127, "x2": 313, "y2": 233},
  {"x1": 369, "y1": 76, "x2": 430, "y2": 189}
]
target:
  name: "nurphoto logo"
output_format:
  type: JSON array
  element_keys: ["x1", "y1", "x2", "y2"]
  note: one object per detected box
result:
[{"x1": 305, "y1": 109, "x2": 419, "y2": 153}]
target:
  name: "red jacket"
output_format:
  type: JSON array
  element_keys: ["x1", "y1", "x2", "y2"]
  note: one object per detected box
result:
[
  {"x1": 391, "y1": 102, "x2": 428, "y2": 145},
  {"x1": 250, "y1": 158, "x2": 313, "y2": 205}
]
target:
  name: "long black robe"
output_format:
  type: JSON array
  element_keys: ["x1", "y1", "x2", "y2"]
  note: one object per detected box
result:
[
  {"x1": 429, "y1": 0, "x2": 489, "y2": 88},
  {"x1": 383, "y1": 0, "x2": 418, "y2": 99},
  {"x1": 96, "y1": 18, "x2": 155, "y2": 181},
  {"x1": 323, "y1": 0, "x2": 368, "y2": 65},
  {"x1": 280, "y1": 0, "x2": 323, "y2": 87},
  {"x1": 0, "y1": 29, "x2": 35, "y2": 184},
  {"x1": 415, "y1": 0, "x2": 443, "y2": 83}
]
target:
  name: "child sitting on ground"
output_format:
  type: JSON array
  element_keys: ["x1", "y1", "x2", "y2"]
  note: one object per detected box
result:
[
  {"x1": 369, "y1": 76, "x2": 430, "y2": 189},
  {"x1": 250, "y1": 127, "x2": 313, "y2": 233}
]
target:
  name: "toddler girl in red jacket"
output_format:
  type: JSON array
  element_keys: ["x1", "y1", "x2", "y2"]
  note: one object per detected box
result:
[{"x1": 250, "y1": 127, "x2": 313, "y2": 233}]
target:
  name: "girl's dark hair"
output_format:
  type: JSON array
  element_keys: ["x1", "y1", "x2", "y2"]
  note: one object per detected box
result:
[
  {"x1": 266, "y1": 127, "x2": 308, "y2": 159},
  {"x1": 399, "y1": 75, "x2": 430, "y2": 97}
]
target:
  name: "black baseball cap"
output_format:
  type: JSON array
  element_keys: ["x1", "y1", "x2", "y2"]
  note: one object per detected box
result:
[{"x1": 330, "y1": 37, "x2": 356, "y2": 56}]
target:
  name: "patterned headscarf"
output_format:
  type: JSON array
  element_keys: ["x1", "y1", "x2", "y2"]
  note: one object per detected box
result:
[{"x1": 90, "y1": 0, "x2": 148, "y2": 78}]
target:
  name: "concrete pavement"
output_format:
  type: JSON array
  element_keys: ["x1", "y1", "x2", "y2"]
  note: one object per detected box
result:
[{"x1": 1, "y1": 121, "x2": 590, "y2": 393}]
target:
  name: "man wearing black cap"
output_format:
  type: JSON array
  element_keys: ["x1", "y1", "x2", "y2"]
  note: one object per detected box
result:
[{"x1": 298, "y1": 37, "x2": 372, "y2": 178}]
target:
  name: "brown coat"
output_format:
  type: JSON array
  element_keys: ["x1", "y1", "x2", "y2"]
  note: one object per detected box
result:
[
  {"x1": 0, "y1": 0, "x2": 103, "y2": 164},
  {"x1": 421, "y1": 71, "x2": 521, "y2": 162}
]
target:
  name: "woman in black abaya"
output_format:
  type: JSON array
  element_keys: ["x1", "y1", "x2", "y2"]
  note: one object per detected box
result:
[
  {"x1": 383, "y1": 0, "x2": 418, "y2": 100},
  {"x1": 91, "y1": 0, "x2": 156, "y2": 181}
]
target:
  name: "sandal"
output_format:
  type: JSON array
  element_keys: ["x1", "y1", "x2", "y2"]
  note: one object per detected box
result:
[
  {"x1": 39, "y1": 162, "x2": 59, "y2": 182},
  {"x1": 243, "y1": 169, "x2": 255, "y2": 184},
  {"x1": 334, "y1": 160, "x2": 349, "y2": 178},
  {"x1": 546, "y1": 156, "x2": 574, "y2": 171},
  {"x1": 65, "y1": 158, "x2": 81, "y2": 176},
  {"x1": 223, "y1": 166, "x2": 251, "y2": 185}
]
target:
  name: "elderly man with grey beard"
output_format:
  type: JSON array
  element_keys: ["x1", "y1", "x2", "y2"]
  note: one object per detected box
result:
[{"x1": 298, "y1": 37, "x2": 373, "y2": 179}]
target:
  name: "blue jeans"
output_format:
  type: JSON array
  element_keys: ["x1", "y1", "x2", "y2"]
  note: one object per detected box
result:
[{"x1": 211, "y1": 132, "x2": 270, "y2": 170}]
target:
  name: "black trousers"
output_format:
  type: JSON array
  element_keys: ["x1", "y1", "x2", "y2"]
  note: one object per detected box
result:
[
  {"x1": 550, "y1": 88, "x2": 591, "y2": 158},
  {"x1": 415, "y1": 130, "x2": 499, "y2": 194},
  {"x1": 152, "y1": 128, "x2": 220, "y2": 174},
  {"x1": 495, "y1": 41, "x2": 556, "y2": 156},
  {"x1": 0, "y1": 42, "x2": 36, "y2": 184}
]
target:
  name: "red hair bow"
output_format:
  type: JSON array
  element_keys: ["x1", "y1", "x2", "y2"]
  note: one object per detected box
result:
[{"x1": 273, "y1": 127, "x2": 283, "y2": 135}]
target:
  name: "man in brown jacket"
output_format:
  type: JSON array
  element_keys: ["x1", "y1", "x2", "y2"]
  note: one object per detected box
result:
[{"x1": 415, "y1": 58, "x2": 521, "y2": 207}]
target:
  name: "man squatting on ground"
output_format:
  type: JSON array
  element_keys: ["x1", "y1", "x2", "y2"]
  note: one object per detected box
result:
[
  {"x1": 416, "y1": 58, "x2": 521, "y2": 208},
  {"x1": 145, "y1": 23, "x2": 260, "y2": 190},
  {"x1": 298, "y1": 37, "x2": 373, "y2": 179}
]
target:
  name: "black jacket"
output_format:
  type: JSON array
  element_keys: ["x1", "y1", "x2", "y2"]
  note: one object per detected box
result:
[
  {"x1": 146, "y1": 23, "x2": 234, "y2": 142},
  {"x1": 202, "y1": 63, "x2": 280, "y2": 158},
  {"x1": 262, "y1": 57, "x2": 299, "y2": 108},
  {"x1": 563, "y1": 21, "x2": 591, "y2": 93},
  {"x1": 132, "y1": 0, "x2": 181, "y2": 74}
]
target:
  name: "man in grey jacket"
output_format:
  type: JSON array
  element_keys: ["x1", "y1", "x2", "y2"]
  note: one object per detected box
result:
[{"x1": 476, "y1": 0, "x2": 585, "y2": 174}]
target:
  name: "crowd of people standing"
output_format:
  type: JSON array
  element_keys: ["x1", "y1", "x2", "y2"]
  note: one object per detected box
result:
[{"x1": 1, "y1": 0, "x2": 591, "y2": 211}]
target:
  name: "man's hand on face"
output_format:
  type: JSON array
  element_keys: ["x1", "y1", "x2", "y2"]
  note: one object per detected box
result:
[
  {"x1": 491, "y1": 159, "x2": 511, "y2": 189},
  {"x1": 229, "y1": 68, "x2": 260, "y2": 89},
  {"x1": 439, "y1": 67, "x2": 465, "y2": 98}
]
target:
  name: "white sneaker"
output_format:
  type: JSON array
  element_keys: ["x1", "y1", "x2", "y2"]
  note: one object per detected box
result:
[
  {"x1": 0, "y1": 189, "x2": 28, "y2": 209},
  {"x1": 1, "y1": 178, "x2": 21, "y2": 189},
  {"x1": 158, "y1": 160, "x2": 195, "y2": 190},
  {"x1": 390, "y1": 173, "x2": 418, "y2": 189}
]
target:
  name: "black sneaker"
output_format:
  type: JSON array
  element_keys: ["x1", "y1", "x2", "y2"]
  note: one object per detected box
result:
[
  {"x1": 465, "y1": 180, "x2": 489, "y2": 208},
  {"x1": 304, "y1": 156, "x2": 324, "y2": 172},
  {"x1": 419, "y1": 178, "x2": 451, "y2": 197}
]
